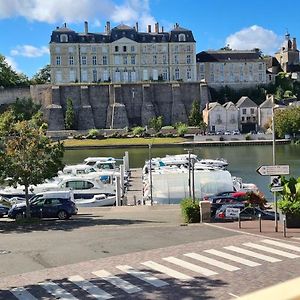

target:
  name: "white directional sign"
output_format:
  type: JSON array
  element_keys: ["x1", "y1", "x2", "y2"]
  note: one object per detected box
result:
[
  {"x1": 225, "y1": 207, "x2": 240, "y2": 218},
  {"x1": 256, "y1": 165, "x2": 290, "y2": 176},
  {"x1": 271, "y1": 186, "x2": 284, "y2": 192}
]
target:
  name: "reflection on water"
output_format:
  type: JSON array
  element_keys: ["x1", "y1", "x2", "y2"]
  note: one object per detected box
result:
[{"x1": 64, "y1": 144, "x2": 300, "y2": 200}]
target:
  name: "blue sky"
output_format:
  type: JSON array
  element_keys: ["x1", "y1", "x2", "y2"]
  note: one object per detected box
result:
[{"x1": 0, "y1": 0, "x2": 299, "y2": 78}]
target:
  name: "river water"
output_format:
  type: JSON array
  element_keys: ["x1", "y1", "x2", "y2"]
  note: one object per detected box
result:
[{"x1": 64, "y1": 144, "x2": 300, "y2": 200}]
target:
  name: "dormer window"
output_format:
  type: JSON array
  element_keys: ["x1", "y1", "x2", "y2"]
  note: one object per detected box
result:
[
  {"x1": 60, "y1": 34, "x2": 68, "y2": 42},
  {"x1": 179, "y1": 34, "x2": 186, "y2": 42}
]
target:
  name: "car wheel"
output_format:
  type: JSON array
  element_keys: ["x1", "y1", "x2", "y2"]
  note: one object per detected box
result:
[
  {"x1": 57, "y1": 210, "x2": 69, "y2": 220},
  {"x1": 15, "y1": 212, "x2": 24, "y2": 220},
  {"x1": 0, "y1": 214, "x2": 3, "y2": 218}
]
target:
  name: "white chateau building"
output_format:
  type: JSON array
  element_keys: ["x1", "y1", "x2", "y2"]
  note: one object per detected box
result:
[{"x1": 50, "y1": 21, "x2": 197, "y2": 84}]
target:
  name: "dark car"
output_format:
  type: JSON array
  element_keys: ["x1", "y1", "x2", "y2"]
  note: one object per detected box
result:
[
  {"x1": 0, "y1": 197, "x2": 11, "y2": 217},
  {"x1": 8, "y1": 196, "x2": 78, "y2": 220},
  {"x1": 203, "y1": 191, "x2": 247, "y2": 202},
  {"x1": 210, "y1": 197, "x2": 241, "y2": 217},
  {"x1": 215, "y1": 204, "x2": 278, "y2": 221}
]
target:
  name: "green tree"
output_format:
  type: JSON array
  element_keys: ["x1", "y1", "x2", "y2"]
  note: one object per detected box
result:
[
  {"x1": 11, "y1": 97, "x2": 41, "y2": 121},
  {"x1": 0, "y1": 54, "x2": 30, "y2": 87},
  {"x1": 0, "y1": 117, "x2": 64, "y2": 218},
  {"x1": 65, "y1": 98, "x2": 75, "y2": 130},
  {"x1": 188, "y1": 100, "x2": 202, "y2": 126},
  {"x1": 148, "y1": 116, "x2": 163, "y2": 132},
  {"x1": 274, "y1": 107, "x2": 300, "y2": 137},
  {"x1": 275, "y1": 86, "x2": 284, "y2": 100},
  {"x1": 31, "y1": 65, "x2": 51, "y2": 84}
]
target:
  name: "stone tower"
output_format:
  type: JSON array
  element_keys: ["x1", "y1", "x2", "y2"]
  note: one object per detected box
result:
[{"x1": 275, "y1": 32, "x2": 300, "y2": 72}]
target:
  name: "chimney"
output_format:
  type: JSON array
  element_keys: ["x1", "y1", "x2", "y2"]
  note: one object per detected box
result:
[
  {"x1": 135, "y1": 22, "x2": 139, "y2": 32},
  {"x1": 84, "y1": 21, "x2": 88, "y2": 34},
  {"x1": 148, "y1": 25, "x2": 151, "y2": 33},
  {"x1": 106, "y1": 21, "x2": 111, "y2": 34},
  {"x1": 161, "y1": 26, "x2": 164, "y2": 33},
  {"x1": 155, "y1": 22, "x2": 159, "y2": 33},
  {"x1": 292, "y1": 37, "x2": 297, "y2": 50},
  {"x1": 64, "y1": 22, "x2": 67, "y2": 28}
]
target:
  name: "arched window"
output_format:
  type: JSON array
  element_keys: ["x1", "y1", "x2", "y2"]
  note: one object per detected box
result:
[{"x1": 179, "y1": 34, "x2": 186, "y2": 42}]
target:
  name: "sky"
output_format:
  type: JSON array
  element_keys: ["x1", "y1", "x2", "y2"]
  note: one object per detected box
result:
[{"x1": 0, "y1": 0, "x2": 299, "y2": 78}]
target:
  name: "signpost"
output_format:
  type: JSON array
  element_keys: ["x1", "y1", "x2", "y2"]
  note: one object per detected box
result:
[
  {"x1": 257, "y1": 164, "x2": 290, "y2": 232},
  {"x1": 225, "y1": 207, "x2": 240, "y2": 218},
  {"x1": 256, "y1": 165, "x2": 290, "y2": 176}
]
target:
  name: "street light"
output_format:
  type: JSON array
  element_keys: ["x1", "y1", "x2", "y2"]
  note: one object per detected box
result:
[
  {"x1": 271, "y1": 95, "x2": 278, "y2": 232},
  {"x1": 148, "y1": 144, "x2": 153, "y2": 206},
  {"x1": 184, "y1": 148, "x2": 195, "y2": 202}
]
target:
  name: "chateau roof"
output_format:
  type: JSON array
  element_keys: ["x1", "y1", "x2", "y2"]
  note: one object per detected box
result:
[
  {"x1": 196, "y1": 50, "x2": 262, "y2": 63},
  {"x1": 50, "y1": 22, "x2": 195, "y2": 44}
]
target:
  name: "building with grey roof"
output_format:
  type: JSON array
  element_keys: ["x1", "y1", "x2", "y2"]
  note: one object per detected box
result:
[
  {"x1": 196, "y1": 50, "x2": 268, "y2": 89},
  {"x1": 50, "y1": 21, "x2": 196, "y2": 84}
]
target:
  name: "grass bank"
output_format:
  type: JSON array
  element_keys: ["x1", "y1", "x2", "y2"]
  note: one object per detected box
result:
[{"x1": 63, "y1": 137, "x2": 188, "y2": 148}]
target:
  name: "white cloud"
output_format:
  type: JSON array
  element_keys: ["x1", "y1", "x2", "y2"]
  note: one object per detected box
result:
[
  {"x1": 225, "y1": 25, "x2": 281, "y2": 54},
  {"x1": 10, "y1": 45, "x2": 49, "y2": 57},
  {"x1": 5, "y1": 56, "x2": 20, "y2": 73},
  {"x1": 0, "y1": 0, "x2": 156, "y2": 30}
]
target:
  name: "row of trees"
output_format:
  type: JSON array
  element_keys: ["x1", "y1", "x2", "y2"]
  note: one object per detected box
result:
[{"x1": 0, "y1": 54, "x2": 50, "y2": 88}]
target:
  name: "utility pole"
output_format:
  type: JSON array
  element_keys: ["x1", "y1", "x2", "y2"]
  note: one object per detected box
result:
[{"x1": 149, "y1": 144, "x2": 153, "y2": 206}]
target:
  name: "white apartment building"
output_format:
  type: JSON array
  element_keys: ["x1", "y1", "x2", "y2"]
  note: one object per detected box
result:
[
  {"x1": 50, "y1": 21, "x2": 196, "y2": 84},
  {"x1": 196, "y1": 50, "x2": 267, "y2": 89}
]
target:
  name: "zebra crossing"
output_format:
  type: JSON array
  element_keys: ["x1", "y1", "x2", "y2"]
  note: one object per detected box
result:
[{"x1": 6, "y1": 238, "x2": 300, "y2": 300}]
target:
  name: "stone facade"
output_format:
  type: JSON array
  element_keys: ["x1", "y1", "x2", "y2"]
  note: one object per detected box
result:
[
  {"x1": 202, "y1": 101, "x2": 238, "y2": 132},
  {"x1": 31, "y1": 82, "x2": 210, "y2": 130},
  {"x1": 50, "y1": 22, "x2": 196, "y2": 85},
  {"x1": 196, "y1": 50, "x2": 267, "y2": 89}
]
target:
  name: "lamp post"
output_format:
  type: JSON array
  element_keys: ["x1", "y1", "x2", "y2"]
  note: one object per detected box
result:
[
  {"x1": 271, "y1": 95, "x2": 278, "y2": 232},
  {"x1": 148, "y1": 144, "x2": 153, "y2": 206},
  {"x1": 184, "y1": 148, "x2": 195, "y2": 202}
]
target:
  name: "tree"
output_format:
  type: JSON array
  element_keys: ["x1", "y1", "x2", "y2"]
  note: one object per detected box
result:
[
  {"x1": 0, "y1": 114, "x2": 64, "y2": 218},
  {"x1": 0, "y1": 54, "x2": 30, "y2": 87},
  {"x1": 274, "y1": 107, "x2": 300, "y2": 137},
  {"x1": 31, "y1": 65, "x2": 51, "y2": 84},
  {"x1": 148, "y1": 116, "x2": 163, "y2": 132},
  {"x1": 65, "y1": 98, "x2": 75, "y2": 130},
  {"x1": 11, "y1": 97, "x2": 41, "y2": 121},
  {"x1": 188, "y1": 100, "x2": 202, "y2": 126}
]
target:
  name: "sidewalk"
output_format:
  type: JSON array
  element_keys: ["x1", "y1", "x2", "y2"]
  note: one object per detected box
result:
[{"x1": 210, "y1": 219, "x2": 300, "y2": 240}]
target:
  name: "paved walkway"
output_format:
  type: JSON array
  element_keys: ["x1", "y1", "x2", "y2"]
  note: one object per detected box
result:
[{"x1": 208, "y1": 219, "x2": 300, "y2": 241}]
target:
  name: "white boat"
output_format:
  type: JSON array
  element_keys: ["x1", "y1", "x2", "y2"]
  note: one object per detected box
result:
[
  {"x1": 0, "y1": 176, "x2": 116, "y2": 207},
  {"x1": 195, "y1": 158, "x2": 228, "y2": 169}
]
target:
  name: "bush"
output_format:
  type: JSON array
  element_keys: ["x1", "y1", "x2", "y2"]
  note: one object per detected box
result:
[
  {"x1": 132, "y1": 126, "x2": 145, "y2": 136},
  {"x1": 219, "y1": 136, "x2": 224, "y2": 141},
  {"x1": 245, "y1": 133, "x2": 251, "y2": 140},
  {"x1": 180, "y1": 198, "x2": 200, "y2": 223},
  {"x1": 86, "y1": 128, "x2": 105, "y2": 139},
  {"x1": 177, "y1": 123, "x2": 188, "y2": 137}
]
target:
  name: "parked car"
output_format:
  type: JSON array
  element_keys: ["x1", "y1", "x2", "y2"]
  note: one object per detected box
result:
[
  {"x1": 8, "y1": 191, "x2": 78, "y2": 220},
  {"x1": 203, "y1": 191, "x2": 247, "y2": 202},
  {"x1": 224, "y1": 131, "x2": 231, "y2": 135},
  {"x1": 232, "y1": 130, "x2": 240, "y2": 135},
  {"x1": 210, "y1": 196, "x2": 241, "y2": 217},
  {"x1": 215, "y1": 204, "x2": 278, "y2": 221},
  {"x1": 0, "y1": 196, "x2": 11, "y2": 217}
]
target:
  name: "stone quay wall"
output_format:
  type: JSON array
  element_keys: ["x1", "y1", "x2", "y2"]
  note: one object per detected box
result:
[
  {"x1": 19, "y1": 82, "x2": 211, "y2": 130},
  {"x1": 0, "y1": 86, "x2": 31, "y2": 105}
]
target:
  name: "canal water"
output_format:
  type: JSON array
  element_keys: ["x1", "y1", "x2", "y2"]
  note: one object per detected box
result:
[{"x1": 64, "y1": 144, "x2": 300, "y2": 200}]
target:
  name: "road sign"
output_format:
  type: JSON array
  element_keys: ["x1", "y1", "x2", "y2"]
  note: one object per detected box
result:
[
  {"x1": 256, "y1": 165, "x2": 290, "y2": 176},
  {"x1": 271, "y1": 176, "x2": 281, "y2": 187},
  {"x1": 271, "y1": 186, "x2": 284, "y2": 192}
]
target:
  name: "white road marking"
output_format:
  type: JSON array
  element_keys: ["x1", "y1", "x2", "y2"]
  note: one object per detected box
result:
[
  {"x1": 243, "y1": 242, "x2": 300, "y2": 259},
  {"x1": 92, "y1": 270, "x2": 142, "y2": 294},
  {"x1": 10, "y1": 287, "x2": 38, "y2": 300},
  {"x1": 163, "y1": 256, "x2": 218, "y2": 276},
  {"x1": 68, "y1": 275, "x2": 113, "y2": 299},
  {"x1": 204, "y1": 249, "x2": 261, "y2": 267},
  {"x1": 141, "y1": 260, "x2": 193, "y2": 281},
  {"x1": 39, "y1": 281, "x2": 78, "y2": 299},
  {"x1": 262, "y1": 239, "x2": 300, "y2": 252},
  {"x1": 116, "y1": 265, "x2": 168, "y2": 287},
  {"x1": 184, "y1": 252, "x2": 240, "y2": 271},
  {"x1": 224, "y1": 246, "x2": 281, "y2": 263},
  {"x1": 228, "y1": 292, "x2": 240, "y2": 298}
]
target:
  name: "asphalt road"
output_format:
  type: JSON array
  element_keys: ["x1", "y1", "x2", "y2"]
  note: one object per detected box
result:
[{"x1": 0, "y1": 206, "x2": 238, "y2": 277}]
